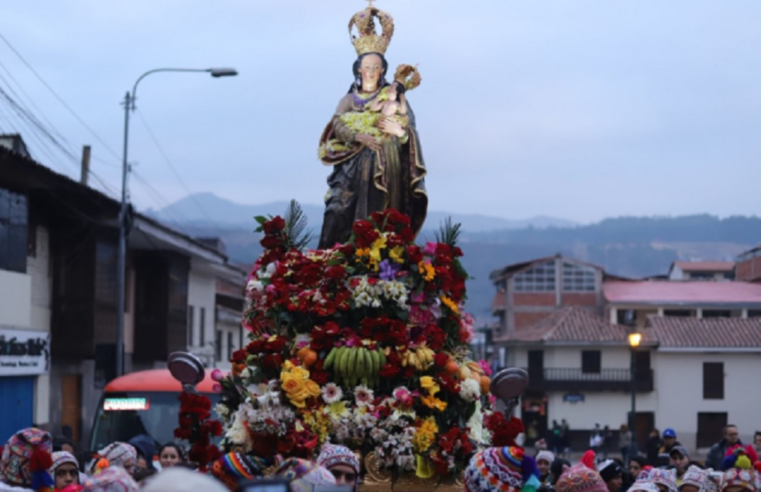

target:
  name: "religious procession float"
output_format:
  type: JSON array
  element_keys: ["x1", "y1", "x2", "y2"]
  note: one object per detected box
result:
[{"x1": 173, "y1": 3, "x2": 529, "y2": 490}]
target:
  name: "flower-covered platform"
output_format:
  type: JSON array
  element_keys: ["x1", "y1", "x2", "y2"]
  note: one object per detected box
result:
[{"x1": 202, "y1": 208, "x2": 518, "y2": 488}]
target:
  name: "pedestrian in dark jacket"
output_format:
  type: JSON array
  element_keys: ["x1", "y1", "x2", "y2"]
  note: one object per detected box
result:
[
  {"x1": 706, "y1": 424, "x2": 741, "y2": 471},
  {"x1": 646, "y1": 429, "x2": 662, "y2": 467},
  {"x1": 657, "y1": 429, "x2": 681, "y2": 467}
]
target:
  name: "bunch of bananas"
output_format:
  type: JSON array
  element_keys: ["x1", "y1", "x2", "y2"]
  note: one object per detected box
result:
[
  {"x1": 401, "y1": 345, "x2": 435, "y2": 371},
  {"x1": 324, "y1": 345, "x2": 386, "y2": 388}
]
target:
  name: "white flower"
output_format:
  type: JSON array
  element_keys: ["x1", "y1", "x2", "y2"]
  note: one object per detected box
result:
[
  {"x1": 240, "y1": 367, "x2": 252, "y2": 380},
  {"x1": 459, "y1": 378, "x2": 481, "y2": 402},
  {"x1": 467, "y1": 400, "x2": 485, "y2": 444},
  {"x1": 214, "y1": 403, "x2": 229, "y2": 419},
  {"x1": 247, "y1": 279, "x2": 264, "y2": 292},
  {"x1": 354, "y1": 385, "x2": 374, "y2": 407},
  {"x1": 322, "y1": 383, "x2": 344, "y2": 404}
]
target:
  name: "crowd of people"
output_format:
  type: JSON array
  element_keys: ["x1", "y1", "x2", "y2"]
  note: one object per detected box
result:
[
  {"x1": 2, "y1": 424, "x2": 759, "y2": 492},
  {"x1": 0, "y1": 428, "x2": 360, "y2": 492}
]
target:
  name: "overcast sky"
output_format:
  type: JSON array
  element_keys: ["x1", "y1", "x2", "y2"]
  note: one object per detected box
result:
[{"x1": 2, "y1": 1, "x2": 760, "y2": 223}]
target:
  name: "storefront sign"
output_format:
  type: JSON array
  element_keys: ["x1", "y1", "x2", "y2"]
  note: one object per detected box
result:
[
  {"x1": 0, "y1": 328, "x2": 50, "y2": 376},
  {"x1": 563, "y1": 393, "x2": 585, "y2": 403}
]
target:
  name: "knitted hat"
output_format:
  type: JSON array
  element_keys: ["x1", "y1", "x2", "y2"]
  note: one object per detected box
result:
[
  {"x1": 721, "y1": 468, "x2": 757, "y2": 492},
  {"x1": 555, "y1": 464, "x2": 608, "y2": 492},
  {"x1": 627, "y1": 482, "x2": 661, "y2": 492},
  {"x1": 536, "y1": 451, "x2": 555, "y2": 465},
  {"x1": 49, "y1": 451, "x2": 79, "y2": 475},
  {"x1": 95, "y1": 443, "x2": 137, "y2": 473},
  {"x1": 681, "y1": 466, "x2": 708, "y2": 491},
  {"x1": 723, "y1": 446, "x2": 759, "y2": 472},
  {"x1": 81, "y1": 466, "x2": 138, "y2": 492},
  {"x1": 464, "y1": 447, "x2": 540, "y2": 492},
  {"x1": 143, "y1": 467, "x2": 228, "y2": 492},
  {"x1": 0, "y1": 427, "x2": 54, "y2": 491},
  {"x1": 598, "y1": 460, "x2": 623, "y2": 483},
  {"x1": 649, "y1": 468, "x2": 678, "y2": 492},
  {"x1": 209, "y1": 452, "x2": 271, "y2": 491},
  {"x1": 581, "y1": 451, "x2": 597, "y2": 470},
  {"x1": 275, "y1": 458, "x2": 336, "y2": 492},
  {"x1": 317, "y1": 443, "x2": 360, "y2": 474}
]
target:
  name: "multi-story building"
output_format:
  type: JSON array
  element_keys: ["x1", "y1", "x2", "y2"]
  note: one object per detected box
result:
[
  {"x1": 0, "y1": 137, "x2": 245, "y2": 446},
  {"x1": 736, "y1": 245, "x2": 761, "y2": 282}
]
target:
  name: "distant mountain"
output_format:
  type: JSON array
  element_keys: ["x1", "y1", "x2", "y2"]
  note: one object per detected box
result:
[
  {"x1": 147, "y1": 193, "x2": 576, "y2": 233},
  {"x1": 153, "y1": 196, "x2": 760, "y2": 323}
]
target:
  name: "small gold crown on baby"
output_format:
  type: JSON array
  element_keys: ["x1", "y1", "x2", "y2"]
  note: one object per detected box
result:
[{"x1": 349, "y1": 2, "x2": 395, "y2": 56}]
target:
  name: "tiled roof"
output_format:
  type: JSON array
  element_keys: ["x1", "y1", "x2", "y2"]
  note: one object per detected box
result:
[
  {"x1": 673, "y1": 261, "x2": 735, "y2": 272},
  {"x1": 603, "y1": 281, "x2": 761, "y2": 305},
  {"x1": 646, "y1": 316, "x2": 761, "y2": 348},
  {"x1": 496, "y1": 307, "x2": 636, "y2": 344}
]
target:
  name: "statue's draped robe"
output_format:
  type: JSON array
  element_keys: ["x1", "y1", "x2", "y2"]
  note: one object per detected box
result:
[{"x1": 318, "y1": 93, "x2": 428, "y2": 249}]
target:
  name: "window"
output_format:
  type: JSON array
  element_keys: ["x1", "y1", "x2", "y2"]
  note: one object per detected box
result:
[
  {"x1": 187, "y1": 306, "x2": 195, "y2": 346},
  {"x1": 514, "y1": 261, "x2": 556, "y2": 292},
  {"x1": 703, "y1": 362, "x2": 724, "y2": 399},
  {"x1": 562, "y1": 262, "x2": 596, "y2": 292},
  {"x1": 617, "y1": 310, "x2": 635, "y2": 326},
  {"x1": 697, "y1": 412, "x2": 727, "y2": 448},
  {"x1": 215, "y1": 330, "x2": 222, "y2": 363},
  {"x1": 199, "y1": 307, "x2": 206, "y2": 346},
  {"x1": 748, "y1": 310, "x2": 761, "y2": 318},
  {"x1": 94, "y1": 241, "x2": 118, "y2": 304},
  {"x1": 689, "y1": 272, "x2": 714, "y2": 280},
  {"x1": 227, "y1": 332, "x2": 234, "y2": 361},
  {"x1": 664, "y1": 310, "x2": 693, "y2": 317},
  {"x1": 0, "y1": 188, "x2": 28, "y2": 273},
  {"x1": 582, "y1": 351, "x2": 601, "y2": 374},
  {"x1": 528, "y1": 350, "x2": 544, "y2": 378},
  {"x1": 703, "y1": 310, "x2": 731, "y2": 318}
]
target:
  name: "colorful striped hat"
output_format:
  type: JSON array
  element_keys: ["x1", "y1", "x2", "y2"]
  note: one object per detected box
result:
[
  {"x1": 209, "y1": 452, "x2": 269, "y2": 491},
  {"x1": 275, "y1": 458, "x2": 336, "y2": 492},
  {"x1": 464, "y1": 447, "x2": 534, "y2": 492},
  {"x1": 555, "y1": 464, "x2": 609, "y2": 492},
  {"x1": 0, "y1": 427, "x2": 54, "y2": 491},
  {"x1": 317, "y1": 443, "x2": 360, "y2": 474}
]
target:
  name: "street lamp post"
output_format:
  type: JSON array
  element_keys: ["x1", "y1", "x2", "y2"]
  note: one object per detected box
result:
[
  {"x1": 628, "y1": 331, "x2": 642, "y2": 458},
  {"x1": 115, "y1": 67, "x2": 238, "y2": 378}
]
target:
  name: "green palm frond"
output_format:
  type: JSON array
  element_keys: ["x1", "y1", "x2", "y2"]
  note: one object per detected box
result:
[
  {"x1": 284, "y1": 199, "x2": 313, "y2": 250},
  {"x1": 435, "y1": 216, "x2": 462, "y2": 247}
]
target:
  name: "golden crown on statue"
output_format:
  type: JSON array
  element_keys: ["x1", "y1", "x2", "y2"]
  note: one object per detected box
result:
[{"x1": 349, "y1": 3, "x2": 395, "y2": 56}]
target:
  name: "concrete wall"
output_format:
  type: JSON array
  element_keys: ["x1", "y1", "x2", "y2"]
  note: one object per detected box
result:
[
  {"x1": 0, "y1": 270, "x2": 32, "y2": 327},
  {"x1": 653, "y1": 351, "x2": 761, "y2": 450},
  {"x1": 515, "y1": 346, "x2": 633, "y2": 370},
  {"x1": 188, "y1": 267, "x2": 216, "y2": 366},
  {"x1": 547, "y1": 391, "x2": 658, "y2": 430},
  {"x1": 27, "y1": 226, "x2": 52, "y2": 425}
]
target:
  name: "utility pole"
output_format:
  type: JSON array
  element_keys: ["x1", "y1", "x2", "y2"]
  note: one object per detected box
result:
[{"x1": 115, "y1": 91, "x2": 131, "y2": 377}]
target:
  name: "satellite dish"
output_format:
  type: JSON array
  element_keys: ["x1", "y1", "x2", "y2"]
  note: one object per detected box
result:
[
  {"x1": 167, "y1": 352, "x2": 205, "y2": 391},
  {"x1": 490, "y1": 367, "x2": 529, "y2": 402}
]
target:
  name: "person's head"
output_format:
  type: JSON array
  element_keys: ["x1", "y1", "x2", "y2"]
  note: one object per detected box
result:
[
  {"x1": 629, "y1": 457, "x2": 645, "y2": 479},
  {"x1": 158, "y1": 443, "x2": 185, "y2": 469},
  {"x1": 551, "y1": 459, "x2": 572, "y2": 485},
  {"x1": 670, "y1": 446, "x2": 691, "y2": 474},
  {"x1": 81, "y1": 466, "x2": 139, "y2": 492},
  {"x1": 621, "y1": 424, "x2": 629, "y2": 433},
  {"x1": 595, "y1": 423, "x2": 601, "y2": 430},
  {"x1": 555, "y1": 464, "x2": 609, "y2": 492},
  {"x1": 725, "y1": 425, "x2": 740, "y2": 445},
  {"x1": 663, "y1": 429, "x2": 677, "y2": 448},
  {"x1": 720, "y1": 467, "x2": 757, "y2": 492},
  {"x1": 128, "y1": 434, "x2": 155, "y2": 471},
  {"x1": 536, "y1": 451, "x2": 555, "y2": 478},
  {"x1": 465, "y1": 447, "x2": 538, "y2": 492},
  {"x1": 210, "y1": 452, "x2": 270, "y2": 491},
  {"x1": 598, "y1": 460, "x2": 623, "y2": 492},
  {"x1": 754, "y1": 432, "x2": 761, "y2": 448},
  {"x1": 143, "y1": 467, "x2": 228, "y2": 492},
  {"x1": 353, "y1": 52, "x2": 388, "y2": 92},
  {"x1": 0, "y1": 427, "x2": 54, "y2": 489},
  {"x1": 649, "y1": 468, "x2": 678, "y2": 492},
  {"x1": 96, "y1": 442, "x2": 138, "y2": 476},
  {"x1": 50, "y1": 451, "x2": 80, "y2": 490},
  {"x1": 651, "y1": 429, "x2": 660, "y2": 439},
  {"x1": 317, "y1": 443, "x2": 360, "y2": 489},
  {"x1": 679, "y1": 465, "x2": 709, "y2": 492},
  {"x1": 275, "y1": 458, "x2": 336, "y2": 492},
  {"x1": 53, "y1": 436, "x2": 75, "y2": 454}
]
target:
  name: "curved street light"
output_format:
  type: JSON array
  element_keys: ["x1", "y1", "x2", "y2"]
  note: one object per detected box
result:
[{"x1": 115, "y1": 67, "x2": 238, "y2": 377}]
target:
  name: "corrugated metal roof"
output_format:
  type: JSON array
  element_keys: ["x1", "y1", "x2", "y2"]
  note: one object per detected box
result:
[{"x1": 604, "y1": 281, "x2": 761, "y2": 305}]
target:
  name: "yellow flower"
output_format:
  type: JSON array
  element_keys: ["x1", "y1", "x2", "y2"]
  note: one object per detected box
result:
[
  {"x1": 418, "y1": 261, "x2": 435, "y2": 282},
  {"x1": 421, "y1": 394, "x2": 447, "y2": 412},
  {"x1": 305, "y1": 380, "x2": 322, "y2": 398},
  {"x1": 356, "y1": 248, "x2": 370, "y2": 258},
  {"x1": 281, "y1": 375, "x2": 306, "y2": 396},
  {"x1": 441, "y1": 295, "x2": 459, "y2": 314},
  {"x1": 389, "y1": 246, "x2": 405, "y2": 264},
  {"x1": 419, "y1": 376, "x2": 440, "y2": 397},
  {"x1": 326, "y1": 401, "x2": 349, "y2": 419},
  {"x1": 370, "y1": 236, "x2": 387, "y2": 263},
  {"x1": 412, "y1": 417, "x2": 439, "y2": 453},
  {"x1": 282, "y1": 360, "x2": 295, "y2": 372},
  {"x1": 291, "y1": 366, "x2": 311, "y2": 381}
]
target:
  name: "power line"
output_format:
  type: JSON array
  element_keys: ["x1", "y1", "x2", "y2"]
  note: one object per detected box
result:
[
  {"x1": 0, "y1": 31, "x2": 123, "y2": 163},
  {"x1": 131, "y1": 169, "x2": 190, "y2": 225}
]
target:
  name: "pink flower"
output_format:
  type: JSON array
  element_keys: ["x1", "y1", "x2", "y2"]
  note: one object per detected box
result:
[
  {"x1": 212, "y1": 383, "x2": 223, "y2": 393},
  {"x1": 479, "y1": 360, "x2": 493, "y2": 377},
  {"x1": 210, "y1": 369, "x2": 225, "y2": 382},
  {"x1": 392, "y1": 386, "x2": 413, "y2": 407},
  {"x1": 424, "y1": 242, "x2": 437, "y2": 255}
]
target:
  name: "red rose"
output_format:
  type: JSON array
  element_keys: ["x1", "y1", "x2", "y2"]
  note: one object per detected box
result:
[
  {"x1": 407, "y1": 245, "x2": 423, "y2": 264},
  {"x1": 262, "y1": 353, "x2": 283, "y2": 370},
  {"x1": 434, "y1": 352, "x2": 449, "y2": 368},
  {"x1": 264, "y1": 336, "x2": 287, "y2": 353},
  {"x1": 425, "y1": 324, "x2": 447, "y2": 351},
  {"x1": 260, "y1": 235, "x2": 282, "y2": 250},
  {"x1": 262, "y1": 216, "x2": 286, "y2": 234},
  {"x1": 379, "y1": 363, "x2": 401, "y2": 379}
]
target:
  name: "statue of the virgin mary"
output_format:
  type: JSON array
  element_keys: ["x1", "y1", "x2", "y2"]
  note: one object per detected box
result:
[{"x1": 317, "y1": 4, "x2": 428, "y2": 249}]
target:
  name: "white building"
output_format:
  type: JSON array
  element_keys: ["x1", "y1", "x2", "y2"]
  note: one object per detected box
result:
[
  {"x1": 501, "y1": 306, "x2": 761, "y2": 455},
  {"x1": 667, "y1": 261, "x2": 735, "y2": 282}
]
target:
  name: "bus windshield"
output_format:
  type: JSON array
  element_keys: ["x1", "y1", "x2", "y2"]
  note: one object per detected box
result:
[{"x1": 90, "y1": 391, "x2": 220, "y2": 452}]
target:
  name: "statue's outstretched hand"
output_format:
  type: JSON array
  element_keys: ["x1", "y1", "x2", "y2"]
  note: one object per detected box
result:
[{"x1": 356, "y1": 133, "x2": 381, "y2": 152}]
